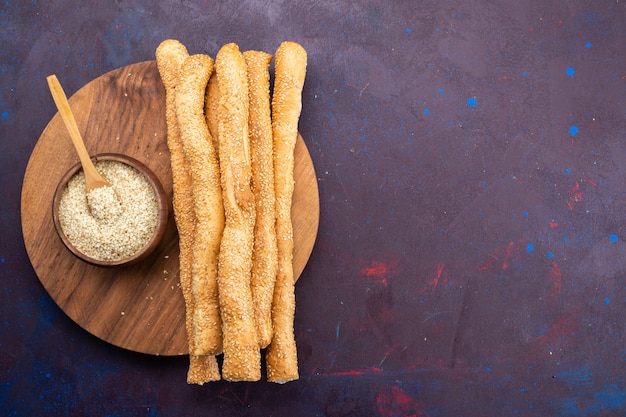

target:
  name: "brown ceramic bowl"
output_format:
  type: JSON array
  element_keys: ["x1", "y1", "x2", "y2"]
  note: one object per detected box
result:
[{"x1": 52, "y1": 153, "x2": 169, "y2": 267}]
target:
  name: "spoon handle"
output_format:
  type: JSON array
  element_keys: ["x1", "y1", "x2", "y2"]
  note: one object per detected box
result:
[{"x1": 46, "y1": 75, "x2": 108, "y2": 190}]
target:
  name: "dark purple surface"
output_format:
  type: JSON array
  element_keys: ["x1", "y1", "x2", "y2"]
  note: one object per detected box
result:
[{"x1": 2, "y1": 1, "x2": 626, "y2": 416}]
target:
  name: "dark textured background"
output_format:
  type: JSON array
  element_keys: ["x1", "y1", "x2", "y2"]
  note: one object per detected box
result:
[{"x1": 2, "y1": 1, "x2": 626, "y2": 416}]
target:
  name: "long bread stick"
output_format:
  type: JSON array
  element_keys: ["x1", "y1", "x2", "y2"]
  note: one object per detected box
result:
[
  {"x1": 266, "y1": 41, "x2": 307, "y2": 383},
  {"x1": 216, "y1": 43, "x2": 261, "y2": 381},
  {"x1": 175, "y1": 53, "x2": 225, "y2": 357},
  {"x1": 243, "y1": 50, "x2": 278, "y2": 349},
  {"x1": 155, "y1": 40, "x2": 220, "y2": 384}
]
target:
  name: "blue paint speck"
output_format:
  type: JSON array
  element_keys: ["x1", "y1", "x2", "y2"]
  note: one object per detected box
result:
[
  {"x1": 610, "y1": 234, "x2": 618, "y2": 243},
  {"x1": 522, "y1": 71, "x2": 528, "y2": 77},
  {"x1": 569, "y1": 125, "x2": 579, "y2": 136},
  {"x1": 1, "y1": 111, "x2": 8, "y2": 119},
  {"x1": 605, "y1": 297, "x2": 610, "y2": 305},
  {"x1": 563, "y1": 237, "x2": 568, "y2": 243},
  {"x1": 566, "y1": 67, "x2": 575, "y2": 77},
  {"x1": 585, "y1": 41, "x2": 592, "y2": 48},
  {"x1": 523, "y1": 211, "x2": 529, "y2": 217},
  {"x1": 405, "y1": 28, "x2": 412, "y2": 34},
  {"x1": 467, "y1": 97, "x2": 477, "y2": 107},
  {"x1": 423, "y1": 109, "x2": 430, "y2": 115},
  {"x1": 360, "y1": 135, "x2": 365, "y2": 141},
  {"x1": 593, "y1": 388, "x2": 626, "y2": 410},
  {"x1": 439, "y1": 88, "x2": 444, "y2": 94},
  {"x1": 526, "y1": 243, "x2": 534, "y2": 253},
  {"x1": 565, "y1": 168, "x2": 571, "y2": 174},
  {"x1": 0, "y1": 258, "x2": 4, "y2": 263},
  {"x1": 547, "y1": 252, "x2": 554, "y2": 259}
]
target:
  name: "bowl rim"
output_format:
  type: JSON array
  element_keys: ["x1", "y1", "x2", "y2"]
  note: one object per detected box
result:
[{"x1": 52, "y1": 152, "x2": 169, "y2": 267}]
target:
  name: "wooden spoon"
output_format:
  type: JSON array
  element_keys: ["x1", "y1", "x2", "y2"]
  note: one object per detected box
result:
[{"x1": 46, "y1": 74, "x2": 111, "y2": 193}]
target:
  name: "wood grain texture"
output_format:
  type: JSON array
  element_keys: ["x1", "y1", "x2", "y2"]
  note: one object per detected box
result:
[{"x1": 21, "y1": 61, "x2": 319, "y2": 356}]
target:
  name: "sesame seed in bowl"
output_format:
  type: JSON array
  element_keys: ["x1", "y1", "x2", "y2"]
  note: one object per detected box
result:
[{"x1": 52, "y1": 153, "x2": 169, "y2": 267}]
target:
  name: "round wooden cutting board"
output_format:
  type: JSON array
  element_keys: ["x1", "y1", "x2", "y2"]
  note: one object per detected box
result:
[{"x1": 21, "y1": 61, "x2": 319, "y2": 356}]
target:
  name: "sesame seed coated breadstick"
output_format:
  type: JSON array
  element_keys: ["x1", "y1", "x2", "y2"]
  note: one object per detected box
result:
[
  {"x1": 243, "y1": 50, "x2": 278, "y2": 349},
  {"x1": 266, "y1": 41, "x2": 307, "y2": 383},
  {"x1": 155, "y1": 39, "x2": 220, "y2": 384},
  {"x1": 204, "y1": 71, "x2": 220, "y2": 151},
  {"x1": 175, "y1": 53, "x2": 225, "y2": 357},
  {"x1": 216, "y1": 43, "x2": 261, "y2": 382}
]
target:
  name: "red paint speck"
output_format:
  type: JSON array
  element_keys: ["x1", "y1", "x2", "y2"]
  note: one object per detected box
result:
[
  {"x1": 569, "y1": 181, "x2": 580, "y2": 193},
  {"x1": 550, "y1": 261, "x2": 562, "y2": 298},
  {"x1": 502, "y1": 241, "x2": 516, "y2": 270},
  {"x1": 477, "y1": 240, "x2": 522, "y2": 272},
  {"x1": 329, "y1": 367, "x2": 383, "y2": 377},
  {"x1": 361, "y1": 261, "x2": 390, "y2": 277},
  {"x1": 535, "y1": 314, "x2": 577, "y2": 349},
  {"x1": 567, "y1": 181, "x2": 583, "y2": 210},
  {"x1": 549, "y1": 221, "x2": 560, "y2": 229},
  {"x1": 477, "y1": 257, "x2": 496, "y2": 272},
  {"x1": 431, "y1": 262, "x2": 445, "y2": 290},
  {"x1": 587, "y1": 178, "x2": 597, "y2": 187},
  {"x1": 360, "y1": 259, "x2": 398, "y2": 286},
  {"x1": 376, "y1": 385, "x2": 427, "y2": 417}
]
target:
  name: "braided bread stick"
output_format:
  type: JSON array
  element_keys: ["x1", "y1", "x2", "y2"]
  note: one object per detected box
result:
[
  {"x1": 266, "y1": 41, "x2": 307, "y2": 383},
  {"x1": 175, "y1": 53, "x2": 225, "y2": 357},
  {"x1": 215, "y1": 43, "x2": 261, "y2": 381},
  {"x1": 155, "y1": 40, "x2": 220, "y2": 384},
  {"x1": 243, "y1": 50, "x2": 278, "y2": 349}
]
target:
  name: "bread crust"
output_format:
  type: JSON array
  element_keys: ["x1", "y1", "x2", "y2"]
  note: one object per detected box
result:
[
  {"x1": 175, "y1": 53, "x2": 225, "y2": 357},
  {"x1": 204, "y1": 72, "x2": 220, "y2": 151},
  {"x1": 266, "y1": 41, "x2": 307, "y2": 383},
  {"x1": 155, "y1": 40, "x2": 220, "y2": 384},
  {"x1": 243, "y1": 50, "x2": 278, "y2": 349},
  {"x1": 216, "y1": 43, "x2": 261, "y2": 382}
]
